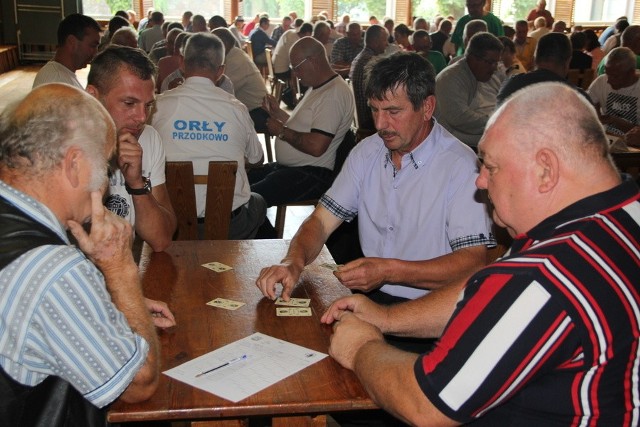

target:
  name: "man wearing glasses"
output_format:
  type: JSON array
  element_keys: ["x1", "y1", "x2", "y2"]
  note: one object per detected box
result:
[
  {"x1": 435, "y1": 32, "x2": 503, "y2": 148},
  {"x1": 248, "y1": 37, "x2": 354, "y2": 234}
]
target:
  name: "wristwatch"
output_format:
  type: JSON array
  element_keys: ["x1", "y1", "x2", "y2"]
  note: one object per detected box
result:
[{"x1": 125, "y1": 176, "x2": 152, "y2": 195}]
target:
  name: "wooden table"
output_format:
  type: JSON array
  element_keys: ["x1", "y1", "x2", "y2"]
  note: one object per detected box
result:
[{"x1": 108, "y1": 240, "x2": 376, "y2": 426}]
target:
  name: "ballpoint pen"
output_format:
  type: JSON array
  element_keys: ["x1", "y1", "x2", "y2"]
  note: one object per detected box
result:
[{"x1": 195, "y1": 354, "x2": 248, "y2": 377}]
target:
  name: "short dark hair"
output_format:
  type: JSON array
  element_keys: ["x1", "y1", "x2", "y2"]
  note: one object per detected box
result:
[
  {"x1": 115, "y1": 10, "x2": 128, "y2": 19},
  {"x1": 499, "y1": 36, "x2": 516, "y2": 54},
  {"x1": 209, "y1": 15, "x2": 228, "y2": 29},
  {"x1": 150, "y1": 11, "x2": 164, "y2": 24},
  {"x1": 167, "y1": 21, "x2": 184, "y2": 31},
  {"x1": 88, "y1": 45, "x2": 157, "y2": 93},
  {"x1": 57, "y1": 13, "x2": 101, "y2": 46},
  {"x1": 365, "y1": 24, "x2": 387, "y2": 45},
  {"x1": 570, "y1": 31, "x2": 587, "y2": 50},
  {"x1": 466, "y1": 32, "x2": 503, "y2": 58},
  {"x1": 298, "y1": 22, "x2": 313, "y2": 35},
  {"x1": 259, "y1": 17, "x2": 270, "y2": 26},
  {"x1": 535, "y1": 32, "x2": 571, "y2": 65},
  {"x1": 365, "y1": 52, "x2": 435, "y2": 111},
  {"x1": 108, "y1": 16, "x2": 129, "y2": 35}
]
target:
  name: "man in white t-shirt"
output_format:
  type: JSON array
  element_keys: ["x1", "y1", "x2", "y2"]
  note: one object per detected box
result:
[
  {"x1": 86, "y1": 46, "x2": 177, "y2": 252},
  {"x1": 248, "y1": 37, "x2": 354, "y2": 213},
  {"x1": 151, "y1": 33, "x2": 266, "y2": 240},
  {"x1": 32, "y1": 14, "x2": 101, "y2": 89},
  {"x1": 588, "y1": 46, "x2": 640, "y2": 136}
]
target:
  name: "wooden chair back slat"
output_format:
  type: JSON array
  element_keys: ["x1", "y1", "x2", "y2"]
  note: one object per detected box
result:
[
  {"x1": 166, "y1": 161, "x2": 198, "y2": 240},
  {"x1": 203, "y1": 161, "x2": 237, "y2": 240}
]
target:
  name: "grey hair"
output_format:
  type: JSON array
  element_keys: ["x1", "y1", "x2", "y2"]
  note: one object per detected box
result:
[
  {"x1": 466, "y1": 32, "x2": 503, "y2": 58},
  {"x1": 183, "y1": 32, "x2": 225, "y2": 73},
  {"x1": 606, "y1": 47, "x2": 636, "y2": 71},
  {"x1": 463, "y1": 19, "x2": 487, "y2": 45},
  {"x1": 0, "y1": 84, "x2": 114, "y2": 179}
]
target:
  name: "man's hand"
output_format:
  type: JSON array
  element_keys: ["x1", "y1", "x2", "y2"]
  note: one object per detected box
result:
[
  {"x1": 262, "y1": 94, "x2": 280, "y2": 115},
  {"x1": 334, "y1": 257, "x2": 390, "y2": 292},
  {"x1": 624, "y1": 126, "x2": 640, "y2": 147},
  {"x1": 68, "y1": 191, "x2": 134, "y2": 274},
  {"x1": 321, "y1": 294, "x2": 390, "y2": 332},
  {"x1": 117, "y1": 131, "x2": 145, "y2": 188},
  {"x1": 255, "y1": 261, "x2": 304, "y2": 301},
  {"x1": 329, "y1": 312, "x2": 384, "y2": 370},
  {"x1": 145, "y1": 298, "x2": 176, "y2": 329}
]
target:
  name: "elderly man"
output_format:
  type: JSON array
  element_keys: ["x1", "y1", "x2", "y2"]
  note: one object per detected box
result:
[
  {"x1": 151, "y1": 33, "x2": 266, "y2": 239},
  {"x1": 331, "y1": 22, "x2": 363, "y2": 77},
  {"x1": 0, "y1": 84, "x2": 175, "y2": 423},
  {"x1": 248, "y1": 37, "x2": 354, "y2": 224},
  {"x1": 527, "y1": 0, "x2": 554, "y2": 28},
  {"x1": 451, "y1": 0, "x2": 504, "y2": 55},
  {"x1": 588, "y1": 47, "x2": 640, "y2": 138},
  {"x1": 111, "y1": 26, "x2": 138, "y2": 48},
  {"x1": 249, "y1": 16, "x2": 277, "y2": 67},
  {"x1": 430, "y1": 18, "x2": 455, "y2": 60},
  {"x1": 138, "y1": 11, "x2": 164, "y2": 52},
  {"x1": 528, "y1": 16, "x2": 550, "y2": 41},
  {"x1": 497, "y1": 32, "x2": 590, "y2": 105},
  {"x1": 435, "y1": 32, "x2": 503, "y2": 147},
  {"x1": 86, "y1": 46, "x2": 177, "y2": 252},
  {"x1": 322, "y1": 82, "x2": 640, "y2": 425},
  {"x1": 33, "y1": 13, "x2": 100, "y2": 89},
  {"x1": 350, "y1": 25, "x2": 389, "y2": 133},
  {"x1": 513, "y1": 19, "x2": 537, "y2": 71},
  {"x1": 272, "y1": 16, "x2": 292, "y2": 43},
  {"x1": 256, "y1": 53, "x2": 494, "y2": 342}
]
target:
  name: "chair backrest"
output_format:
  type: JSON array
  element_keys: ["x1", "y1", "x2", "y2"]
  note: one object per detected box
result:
[
  {"x1": 348, "y1": 79, "x2": 377, "y2": 142},
  {"x1": 566, "y1": 68, "x2": 595, "y2": 90},
  {"x1": 166, "y1": 161, "x2": 238, "y2": 240},
  {"x1": 265, "y1": 48, "x2": 275, "y2": 81},
  {"x1": 244, "y1": 40, "x2": 254, "y2": 60}
]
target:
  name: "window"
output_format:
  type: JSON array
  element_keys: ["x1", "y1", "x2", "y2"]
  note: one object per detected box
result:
[
  {"x1": 573, "y1": 0, "x2": 628, "y2": 22},
  {"x1": 83, "y1": 0, "x2": 133, "y2": 18},
  {"x1": 154, "y1": 0, "x2": 226, "y2": 20},
  {"x1": 240, "y1": 0, "x2": 304, "y2": 21}
]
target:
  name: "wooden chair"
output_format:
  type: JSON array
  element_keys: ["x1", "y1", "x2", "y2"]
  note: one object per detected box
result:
[
  {"x1": 265, "y1": 48, "x2": 275, "y2": 91},
  {"x1": 165, "y1": 161, "x2": 238, "y2": 240},
  {"x1": 611, "y1": 150, "x2": 640, "y2": 181},
  {"x1": 244, "y1": 41, "x2": 253, "y2": 60},
  {"x1": 261, "y1": 78, "x2": 286, "y2": 163},
  {"x1": 566, "y1": 68, "x2": 595, "y2": 90},
  {"x1": 273, "y1": 129, "x2": 357, "y2": 238},
  {"x1": 348, "y1": 79, "x2": 376, "y2": 143}
]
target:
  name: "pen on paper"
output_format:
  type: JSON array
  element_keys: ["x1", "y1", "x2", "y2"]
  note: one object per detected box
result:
[{"x1": 195, "y1": 354, "x2": 248, "y2": 377}]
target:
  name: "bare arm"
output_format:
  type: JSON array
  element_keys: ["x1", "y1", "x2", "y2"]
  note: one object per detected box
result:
[
  {"x1": 131, "y1": 183, "x2": 177, "y2": 252},
  {"x1": 256, "y1": 206, "x2": 342, "y2": 300},
  {"x1": 321, "y1": 282, "x2": 464, "y2": 338},
  {"x1": 267, "y1": 117, "x2": 333, "y2": 157},
  {"x1": 334, "y1": 245, "x2": 487, "y2": 292},
  {"x1": 330, "y1": 313, "x2": 460, "y2": 427},
  {"x1": 68, "y1": 192, "x2": 159, "y2": 403}
]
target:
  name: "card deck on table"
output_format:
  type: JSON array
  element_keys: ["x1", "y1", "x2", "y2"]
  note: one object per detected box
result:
[
  {"x1": 276, "y1": 307, "x2": 312, "y2": 317},
  {"x1": 274, "y1": 297, "x2": 311, "y2": 307},
  {"x1": 202, "y1": 261, "x2": 233, "y2": 272},
  {"x1": 207, "y1": 298, "x2": 245, "y2": 310}
]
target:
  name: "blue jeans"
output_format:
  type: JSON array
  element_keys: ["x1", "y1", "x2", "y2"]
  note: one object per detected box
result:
[{"x1": 248, "y1": 163, "x2": 334, "y2": 207}]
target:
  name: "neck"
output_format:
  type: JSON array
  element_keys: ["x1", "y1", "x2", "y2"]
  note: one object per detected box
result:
[{"x1": 53, "y1": 50, "x2": 76, "y2": 72}]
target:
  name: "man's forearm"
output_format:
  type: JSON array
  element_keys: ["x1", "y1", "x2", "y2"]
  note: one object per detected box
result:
[{"x1": 132, "y1": 188, "x2": 176, "y2": 252}]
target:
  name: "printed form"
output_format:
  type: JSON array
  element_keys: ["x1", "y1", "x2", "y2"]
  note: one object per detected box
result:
[{"x1": 164, "y1": 332, "x2": 327, "y2": 402}]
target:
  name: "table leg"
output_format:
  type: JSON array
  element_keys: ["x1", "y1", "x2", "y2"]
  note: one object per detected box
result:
[{"x1": 272, "y1": 414, "x2": 327, "y2": 427}]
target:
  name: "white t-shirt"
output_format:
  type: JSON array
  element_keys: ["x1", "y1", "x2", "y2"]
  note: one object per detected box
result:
[
  {"x1": 272, "y1": 29, "x2": 299, "y2": 74},
  {"x1": 105, "y1": 125, "x2": 167, "y2": 226},
  {"x1": 275, "y1": 74, "x2": 354, "y2": 169},
  {"x1": 225, "y1": 47, "x2": 267, "y2": 111},
  {"x1": 588, "y1": 74, "x2": 640, "y2": 135},
  {"x1": 151, "y1": 76, "x2": 263, "y2": 216},
  {"x1": 32, "y1": 61, "x2": 83, "y2": 89}
]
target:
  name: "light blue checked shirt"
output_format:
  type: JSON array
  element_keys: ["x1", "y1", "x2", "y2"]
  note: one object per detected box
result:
[{"x1": 0, "y1": 180, "x2": 148, "y2": 408}]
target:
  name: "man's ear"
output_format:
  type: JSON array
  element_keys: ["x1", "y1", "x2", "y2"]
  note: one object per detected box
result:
[
  {"x1": 535, "y1": 148, "x2": 559, "y2": 193},
  {"x1": 423, "y1": 95, "x2": 437, "y2": 121},
  {"x1": 85, "y1": 84, "x2": 100, "y2": 99},
  {"x1": 215, "y1": 64, "x2": 226, "y2": 81},
  {"x1": 64, "y1": 147, "x2": 83, "y2": 188}
]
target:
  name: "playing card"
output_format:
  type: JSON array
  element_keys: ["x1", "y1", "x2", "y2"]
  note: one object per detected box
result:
[
  {"x1": 207, "y1": 298, "x2": 245, "y2": 310},
  {"x1": 276, "y1": 307, "x2": 312, "y2": 317},
  {"x1": 202, "y1": 261, "x2": 233, "y2": 272},
  {"x1": 275, "y1": 297, "x2": 311, "y2": 307},
  {"x1": 320, "y1": 262, "x2": 343, "y2": 271}
]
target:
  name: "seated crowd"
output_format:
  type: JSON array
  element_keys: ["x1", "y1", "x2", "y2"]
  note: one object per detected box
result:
[{"x1": 1, "y1": 5, "x2": 639, "y2": 426}]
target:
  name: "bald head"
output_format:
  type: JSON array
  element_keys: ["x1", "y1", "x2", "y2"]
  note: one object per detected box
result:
[
  {"x1": 290, "y1": 36, "x2": 335, "y2": 85},
  {"x1": 0, "y1": 83, "x2": 115, "y2": 179}
]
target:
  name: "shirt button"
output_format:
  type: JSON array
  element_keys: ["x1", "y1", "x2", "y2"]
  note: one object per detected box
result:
[{"x1": 388, "y1": 226, "x2": 393, "y2": 231}]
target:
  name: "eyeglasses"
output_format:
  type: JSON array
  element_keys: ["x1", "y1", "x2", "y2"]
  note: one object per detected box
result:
[{"x1": 291, "y1": 57, "x2": 310, "y2": 71}]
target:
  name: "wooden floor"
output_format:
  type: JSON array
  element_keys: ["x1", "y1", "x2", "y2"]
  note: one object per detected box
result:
[{"x1": 0, "y1": 64, "x2": 314, "y2": 239}]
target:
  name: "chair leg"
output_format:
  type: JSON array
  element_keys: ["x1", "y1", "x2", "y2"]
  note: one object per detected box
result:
[
  {"x1": 263, "y1": 132, "x2": 273, "y2": 163},
  {"x1": 274, "y1": 205, "x2": 287, "y2": 239}
]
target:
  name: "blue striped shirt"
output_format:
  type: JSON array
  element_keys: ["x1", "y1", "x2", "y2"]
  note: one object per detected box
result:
[{"x1": 0, "y1": 180, "x2": 149, "y2": 408}]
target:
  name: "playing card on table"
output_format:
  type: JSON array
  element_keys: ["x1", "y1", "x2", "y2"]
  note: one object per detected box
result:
[
  {"x1": 202, "y1": 261, "x2": 233, "y2": 272},
  {"x1": 275, "y1": 297, "x2": 310, "y2": 307},
  {"x1": 207, "y1": 298, "x2": 245, "y2": 310},
  {"x1": 320, "y1": 262, "x2": 343, "y2": 271},
  {"x1": 276, "y1": 307, "x2": 312, "y2": 317}
]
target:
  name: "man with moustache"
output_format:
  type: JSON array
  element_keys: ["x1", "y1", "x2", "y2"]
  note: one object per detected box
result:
[
  {"x1": 256, "y1": 53, "x2": 494, "y2": 341},
  {"x1": 87, "y1": 46, "x2": 177, "y2": 252}
]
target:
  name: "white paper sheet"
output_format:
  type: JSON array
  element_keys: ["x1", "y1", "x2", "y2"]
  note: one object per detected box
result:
[{"x1": 163, "y1": 332, "x2": 328, "y2": 402}]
